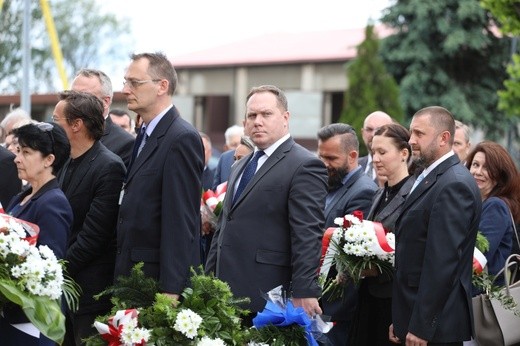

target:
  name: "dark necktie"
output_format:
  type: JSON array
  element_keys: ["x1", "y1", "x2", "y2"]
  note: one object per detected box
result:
[
  {"x1": 131, "y1": 126, "x2": 146, "y2": 163},
  {"x1": 233, "y1": 150, "x2": 265, "y2": 205}
]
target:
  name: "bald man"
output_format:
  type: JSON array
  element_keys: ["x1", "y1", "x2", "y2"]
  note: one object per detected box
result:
[{"x1": 359, "y1": 111, "x2": 393, "y2": 183}]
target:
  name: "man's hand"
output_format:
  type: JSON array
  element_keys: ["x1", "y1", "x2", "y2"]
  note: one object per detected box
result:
[
  {"x1": 405, "y1": 332, "x2": 427, "y2": 346},
  {"x1": 292, "y1": 297, "x2": 322, "y2": 317},
  {"x1": 163, "y1": 292, "x2": 180, "y2": 306},
  {"x1": 388, "y1": 324, "x2": 401, "y2": 344}
]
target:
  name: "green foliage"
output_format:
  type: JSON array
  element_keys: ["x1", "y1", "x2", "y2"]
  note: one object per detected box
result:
[
  {"x1": 86, "y1": 264, "x2": 251, "y2": 346},
  {"x1": 339, "y1": 24, "x2": 404, "y2": 155},
  {"x1": 248, "y1": 324, "x2": 308, "y2": 346},
  {"x1": 475, "y1": 230, "x2": 491, "y2": 253},
  {"x1": 473, "y1": 231, "x2": 519, "y2": 316},
  {"x1": 0, "y1": 0, "x2": 132, "y2": 92},
  {"x1": 498, "y1": 54, "x2": 520, "y2": 117},
  {"x1": 380, "y1": 0, "x2": 511, "y2": 139},
  {"x1": 481, "y1": 0, "x2": 520, "y2": 35},
  {"x1": 94, "y1": 262, "x2": 159, "y2": 309}
]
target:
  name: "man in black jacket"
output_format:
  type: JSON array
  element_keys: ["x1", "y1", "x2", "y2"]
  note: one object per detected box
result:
[
  {"x1": 0, "y1": 145, "x2": 21, "y2": 208},
  {"x1": 54, "y1": 90, "x2": 126, "y2": 345}
]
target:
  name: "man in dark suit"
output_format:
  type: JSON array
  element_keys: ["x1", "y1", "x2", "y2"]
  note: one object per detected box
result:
[
  {"x1": 389, "y1": 106, "x2": 481, "y2": 346},
  {"x1": 0, "y1": 145, "x2": 21, "y2": 208},
  {"x1": 71, "y1": 69, "x2": 135, "y2": 167},
  {"x1": 115, "y1": 53, "x2": 204, "y2": 302},
  {"x1": 53, "y1": 90, "x2": 126, "y2": 345},
  {"x1": 358, "y1": 111, "x2": 393, "y2": 185},
  {"x1": 317, "y1": 123, "x2": 378, "y2": 345},
  {"x1": 206, "y1": 85, "x2": 327, "y2": 319},
  {"x1": 200, "y1": 132, "x2": 216, "y2": 191}
]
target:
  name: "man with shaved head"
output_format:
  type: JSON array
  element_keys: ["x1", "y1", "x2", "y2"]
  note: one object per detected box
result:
[{"x1": 359, "y1": 111, "x2": 393, "y2": 183}]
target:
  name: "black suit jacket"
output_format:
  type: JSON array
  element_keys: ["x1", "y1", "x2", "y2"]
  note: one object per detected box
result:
[
  {"x1": 392, "y1": 155, "x2": 481, "y2": 342},
  {"x1": 364, "y1": 176, "x2": 415, "y2": 298},
  {"x1": 115, "y1": 106, "x2": 204, "y2": 294},
  {"x1": 0, "y1": 146, "x2": 21, "y2": 208},
  {"x1": 57, "y1": 141, "x2": 126, "y2": 315},
  {"x1": 101, "y1": 115, "x2": 135, "y2": 168},
  {"x1": 206, "y1": 137, "x2": 328, "y2": 312},
  {"x1": 321, "y1": 168, "x2": 378, "y2": 321}
]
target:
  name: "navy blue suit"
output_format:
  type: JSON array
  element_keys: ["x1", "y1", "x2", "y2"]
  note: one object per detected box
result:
[
  {"x1": 1, "y1": 179, "x2": 72, "y2": 345},
  {"x1": 212, "y1": 149, "x2": 235, "y2": 190},
  {"x1": 479, "y1": 197, "x2": 514, "y2": 280},
  {"x1": 320, "y1": 167, "x2": 377, "y2": 346},
  {"x1": 115, "y1": 106, "x2": 204, "y2": 294},
  {"x1": 392, "y1": 155, "x2": 481, "y2": 343}
]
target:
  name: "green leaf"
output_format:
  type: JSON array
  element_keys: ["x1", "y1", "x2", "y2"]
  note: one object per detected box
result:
[{"x1": 0, "y1": 280, "x2": 65, "y2": 344}]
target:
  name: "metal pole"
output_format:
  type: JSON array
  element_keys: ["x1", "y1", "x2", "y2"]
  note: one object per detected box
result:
[{"x1": 21, "y1": 0, "x2": 31, "y2": 115}]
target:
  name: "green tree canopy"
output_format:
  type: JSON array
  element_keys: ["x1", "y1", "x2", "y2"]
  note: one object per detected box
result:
[
  {"x1": 0, "y1": 0, "x2": 133, "y2": 93},
  {"x1": 339, "y1": 24, "x2": 404, "y2": 155},
  {"x1": 380, "y1": 0, "x2": 511, "y2": 139}
]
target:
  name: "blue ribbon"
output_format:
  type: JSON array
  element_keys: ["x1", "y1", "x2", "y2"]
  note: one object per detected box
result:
[{"x1": 252, "y1": 300, "x2": 318, "y2": 346}]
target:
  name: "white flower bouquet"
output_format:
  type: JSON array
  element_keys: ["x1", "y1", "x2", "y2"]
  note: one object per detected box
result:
[
  {"x1": 319, "y1": 211, "x2": 395, "y2": 289},
  {"x1": 0, "y1": 214, "x2": 80, "y2": 344}
]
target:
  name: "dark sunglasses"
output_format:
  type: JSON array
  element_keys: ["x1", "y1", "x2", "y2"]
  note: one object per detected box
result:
[{"x1": 35, "y1": 122, "x2": 55, "y2": 156}]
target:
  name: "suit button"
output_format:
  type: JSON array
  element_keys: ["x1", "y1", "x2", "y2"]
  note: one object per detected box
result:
[{"x1": 119, "y1": 217, "x2": 123, "y2": 224}]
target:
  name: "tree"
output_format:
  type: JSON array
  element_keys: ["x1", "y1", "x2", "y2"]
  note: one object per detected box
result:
[
  {"x1": 0, "y1": 0, "x2": 133, "y2": 93},
  {"x1": 339, "y1": 24, "x2": 404, "y2": 155},
  {"x1": 379, "y1": 0, "x2": 511, "y2": 139},
  {"x1": 481, "y1": 0, "x2": 520, "y2": 118}
]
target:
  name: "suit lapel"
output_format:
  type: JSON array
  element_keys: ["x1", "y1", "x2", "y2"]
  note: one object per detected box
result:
[
  {"x1": 324, "y1": 168, "x2": 363, "y2": 219},
  {"x1": 61, "y1": 142, "x2": 101, "y2": 195},
  {"x1": 230, "y1": 137, "x2": 294, "y2": 209},
  {"x1": 401, "y1": 155, "x2": 459, "y2": 212},
  {"x1": 371, "y1": 177, "x2": 415, "y2": 222},
  {"x1": 127, "y1": 108, "x2": 178, "y2": 182}
]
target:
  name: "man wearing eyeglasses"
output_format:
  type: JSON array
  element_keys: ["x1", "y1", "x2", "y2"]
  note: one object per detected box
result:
[
  {"x1": 115, "y1": 52, "x2": 204, "y2": 304},
  {"x1": 359, "y1": 111, "x2": 393, "y2": 186},
  {"x1": 71, "y1": 68, "x2": 135, "y2": 168},
  {"x1": 53, "y1": 90, "x2": 127, "y2": 345}
]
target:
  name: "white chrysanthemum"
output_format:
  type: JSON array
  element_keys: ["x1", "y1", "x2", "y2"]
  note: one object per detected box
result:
[
  {"x1": 351, "y1": 244, "x2": 365, "y2": 256},
  {"x1": 120, "y1": 321, "x2": 150, "y2": 346},
  {"x1": 197, "y1": 336, "x2": 226, "y2": 346},
  {"x1": 174, "y1": 308, "x2": 203, "y2": 339},
  {"x1": 39, "y1": 245, "x2": 56, "y2": 260},
  {"x1": 343, "y1": 214, "x2": 361, "y2": 226},
  {"x1": 386, "y1": 233, "x2": 395, "y2": 250},
  {"x1": 343, "y1": 228, "x2": 359, "y2": 243},
  {"x1": 334, "y1": 217, "x2": 344, "y2": 227}
]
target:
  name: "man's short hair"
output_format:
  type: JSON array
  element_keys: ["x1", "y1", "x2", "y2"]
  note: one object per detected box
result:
[
  {"x1": 454, "y1": 120, "x2": 470, "y2": 143},
  {"x1": 58, "y1": 90, "x2": 105, "y2": 140},
  {"x1": 318, "y1": 123, "x2": 359, "y2": 152}
]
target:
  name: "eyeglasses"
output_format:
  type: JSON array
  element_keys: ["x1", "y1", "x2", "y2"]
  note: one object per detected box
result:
[
  {"x1": 123, "y1": 79, "x2": 161, "y2": 89},
  {"x1": 35, "y1": 122, "x2": 55, "y2": 156}
]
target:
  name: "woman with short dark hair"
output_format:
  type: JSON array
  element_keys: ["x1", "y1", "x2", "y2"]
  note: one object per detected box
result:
[{"x1": 0, "y1": 122, "x2": 73, "y2": 345}]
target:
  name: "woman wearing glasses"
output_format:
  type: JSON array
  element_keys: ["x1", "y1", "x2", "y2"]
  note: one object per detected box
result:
[{"x1": 1, "y1": 122, "x2": 73, "y2": 346}]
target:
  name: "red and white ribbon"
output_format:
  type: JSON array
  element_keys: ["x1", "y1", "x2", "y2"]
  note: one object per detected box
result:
[
  {"x1": 319, "y1": 227, "x2": 339, "y2": 278},
  {"x1": 202, "y1": 182, "x2": 227, "y2": 211},
  {"x1": 473, "y1": 247, "x2": 487, "y2": 274},
  {"x1": 370, "y1": 221, "x2": 394, "y2": 256},
  {"x1": 0, "y1": 213, "x2": 40, "y2": 245},
  {"x1": 94, "y1": 309, "x2": 142, "y2": 346}
]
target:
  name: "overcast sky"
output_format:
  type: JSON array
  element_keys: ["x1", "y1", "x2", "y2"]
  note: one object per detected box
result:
[{"x1": 99, "y1": 0, "x2": 392, "y2": 57}]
